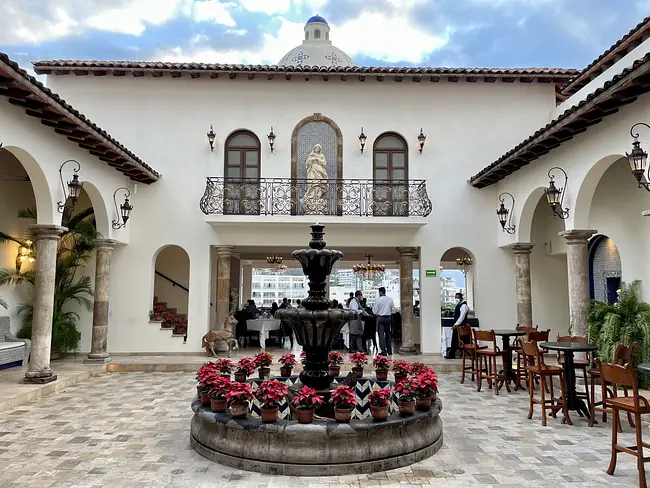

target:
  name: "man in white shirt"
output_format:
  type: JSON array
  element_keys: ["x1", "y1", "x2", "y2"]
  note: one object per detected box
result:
[
  {"x1": 349, "y1": 291, "x2": 368, "y2": 353},
  {"x1": 446, "y1": 292, "x2": 470, "y2": 359},
  {"x1": 372, "y1": 287, "x2": 395, "y2": 356}
]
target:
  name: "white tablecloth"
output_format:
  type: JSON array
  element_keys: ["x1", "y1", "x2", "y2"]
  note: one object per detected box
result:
[
  {"x1": 247, "y1": 319, "x2": 281, "y2": 348},
  {"x1": 441, "y1": 326, "x2": 479, "y2": 355}
]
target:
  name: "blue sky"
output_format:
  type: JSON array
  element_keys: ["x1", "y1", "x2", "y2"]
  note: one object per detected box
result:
[{"x1": 1, "y1": 1, "x2": 648, "y2": 73}]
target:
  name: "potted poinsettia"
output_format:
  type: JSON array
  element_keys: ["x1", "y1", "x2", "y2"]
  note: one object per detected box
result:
[
  {"x1": 226, "y1": 381, "x2": 254, "y2": 418},
  {"x1": 372, "y1": 356, "x2": 392, "y2": 381},
  {"x1": 410, "y1": 362, "x2": 430, "y2": 375},
  {"x1": 255, "y1": 379, "x2": 288, "y2": 423},
  {"x1": 349, "y1": 352, "x2": 368, "y2": 377},
  {"x1": 214, "y1": 359, "x2": 234, "y2": 377},
  {"x1": 328, "y1": 351, "x2": 343, "y2": 377},
  {"x1": 411, "y1": 371, "x2": 438, "y2": 411},
  {"x1": 291, "y1": 386, "x2": 324, "y2": 424},
  {"x1": 368, "y1": 387, "x2": 391, "y2": 421},
  {"x1": 196, "y1": 362, "x2": 220, "y2": 405},
  {"x1": 209, "y1": 375, "x2": 231, "y2": 413},
  {"x1": 393, "y1": 360, "x2": 412, "y2": 384},
  {"x1": 150, "y1": 303, "x2": 166, "y2": 321},
  {"x1": 254, "y1": 352, "x2": 273, "y2": 379},
  {"x1": 394, "y1": 378, "x2": 416, "y2": 415},
  {"x1": 330, "y1": 385, "x2": 357, "y2": 422},
  {"x1": 279, "y1": 352, "x2": 297, "y2": 377},
  {"x1": 235, "y1": 357, "x2": 255, "y2": 382}
]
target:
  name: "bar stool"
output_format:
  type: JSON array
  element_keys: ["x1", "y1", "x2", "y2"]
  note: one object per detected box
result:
[
  {"x1": 515, "y1": 328, "x2": 548, "y2": 390},
  {"x1": 473, "y1": 329, "x2": 509, "y2": 395},
  {"x1": 458, "y1": 325, "x2": 485, "y2": 384}
]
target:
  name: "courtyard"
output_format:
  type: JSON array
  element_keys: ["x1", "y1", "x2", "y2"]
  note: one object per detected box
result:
[{"x1": 0, "y1": 369, "x2": 641, "y2": 488}]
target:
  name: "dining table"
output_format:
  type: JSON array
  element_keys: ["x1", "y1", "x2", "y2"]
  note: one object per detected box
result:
[
  {"x1": 492, "y1": 329, "x2": 526, "y2": 388},
  {"x1": 246, "y1": 319, "x2": 281, "y2": 349}
]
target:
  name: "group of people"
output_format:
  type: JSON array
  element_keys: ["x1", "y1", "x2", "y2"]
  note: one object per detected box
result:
[{"x1": 344, "y1": 287, "x2": 396, "y2": 357}]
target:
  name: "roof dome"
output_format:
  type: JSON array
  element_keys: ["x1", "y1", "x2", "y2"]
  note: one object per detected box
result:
[{"x1": 277, "y1": 16, "x2": 354, "y2": 68}]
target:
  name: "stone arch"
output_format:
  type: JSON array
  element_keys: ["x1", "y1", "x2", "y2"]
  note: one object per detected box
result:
[
  {"x1": 439, "y1": 247, "x2": 476, "y2": 310},
  {"x1": 573, "y1": 154, "x2": 624, "y2": 230},
  {"x1": 517, "y1": 186, "x2": 548, "y2": 243},
  {"x1": 588, "y1": 234, "x2": 621, "y2": 304},
  {"x1": 151, "y1": 244, "x2": 191, "y2": 334},
  {"x1": 78, "y1": 180, "x2": 111, "y2": 238},
  {"x1": 1, "y1": 145, "x2": 55, "y2": 225}
]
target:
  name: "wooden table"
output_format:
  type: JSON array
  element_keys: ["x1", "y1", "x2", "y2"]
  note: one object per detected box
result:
[{"x1": 492, "y1": 329, "x2": 526, "y2": 388}]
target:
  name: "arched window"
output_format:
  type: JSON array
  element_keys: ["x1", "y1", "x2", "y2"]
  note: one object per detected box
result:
[
  {"x1": 373, "y1": 133, "x2": 409, "y2": 216},
  {"x1": 314, "y1": 29, "x2": 321, "y2": 39},
  {"x1": 224, "y1": 130, "x2": 261, "y2": 214}
]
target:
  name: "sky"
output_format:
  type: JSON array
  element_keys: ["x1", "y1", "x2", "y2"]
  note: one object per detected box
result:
[{"x1": 0, "y1": 0, "x2": 649, "y2": 75}]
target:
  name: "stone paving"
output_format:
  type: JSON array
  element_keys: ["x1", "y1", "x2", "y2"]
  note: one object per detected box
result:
[{"x1": 0, "y1": 371, "x2": 643, "y2": 488}]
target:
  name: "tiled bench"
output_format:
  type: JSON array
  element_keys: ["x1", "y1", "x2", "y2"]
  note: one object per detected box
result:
[{"x1": 0, "y1": 316, "x2": 30, "y2": 370}]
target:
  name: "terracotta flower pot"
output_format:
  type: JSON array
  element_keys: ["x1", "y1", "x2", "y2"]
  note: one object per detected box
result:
[
  {"x1": 280, "y1": 366, "x2": 292, "y2": 377},
  {"x1": 371, "y1": 405, "x2": 389, "y2": 421},
  {"x1": 394, "y1": 373, "x2": 406, "y2": 384},
  {"x1": 258, "y1": 367, "x2": 271, "y2": 379},
  {"x1": 334, "y1": 407, "x2": 354, "y2": 423},
  {"x1": 351, "y1": 366, "x2": 364, "y2": 377},
  {"x1": 416, "y1": 395, "x2": 433, "y2": 411},
  {"x1": 200, "y1": 392, "x2": 211, "y2": 406},
  {"x1": 230, "y1": 401, "x2": 249, "y2": 418},
  {"x1": 234, "y1": 372, "x2": 247, "y2": 383},
  {"x1": 375, "y1": 369, "x2": 388, "y2": 381},
  {"x1": 260, "y1": 406, "x2": 279, "y2": 423},
  {"x1": 210, "y1": 398, "x2": 227, "y2": 413},
  {"x1": 399, "y1": 400, "x2": 415, "y2": 415},
  {"x1": 329, "y1": 365, "x2": 341, "y2": 377},
  {"x1": 296, "y1": 408, "x2": 315, "y2": 424}
]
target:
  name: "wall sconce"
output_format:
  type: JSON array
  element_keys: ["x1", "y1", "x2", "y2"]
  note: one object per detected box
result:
[
  {"x1": 207, "y1": 125, "x2": 216, "y2": 152},
  {"x1": 57, "y1": 160, "x2": 82, "y2": 213},
  {"x1": 112, "y1": 187, "x2": 133, "y2": 229},
  {"x1": 417, "y1": 128, "x2": 426, "y2": 153},
  {"x1": 496, "y1": 192, "x2": 516, "y2": 234},
  {"x1": 267, "y1": 126, "x2": 276, "y2": 153},
  {"x1": 546, "y1": 167, "x2": 569, "y2": 219},
  {"x1": 15, "y1": 240, "x2": 35, "y2": 272},
  {"x1": 626, "y1": 122, "x2": 650, "y2": 191},
  {"x1": 358, "y1": 127, "x2": 367, "y2": 153}
]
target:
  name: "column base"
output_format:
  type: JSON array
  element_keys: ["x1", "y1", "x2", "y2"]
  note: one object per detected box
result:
[
  {"x1": 21, "y1": 374, "x2": 57, "y2": 385},
  {"x1": 85, "y1": 355, "x2": 111, "y2": 364},
  {"x1": 399, "y1": 346, "x2": 417, "y2": 355}
]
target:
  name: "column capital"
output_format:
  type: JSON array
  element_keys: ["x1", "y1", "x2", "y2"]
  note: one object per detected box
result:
[
  {"x1": 509, "y1": 243, "x2": 534, "y2": 254},
  {"x1": 95, "y1": 239, "x2": 119, "y2": 251},
  {"x1": 559, "y1": 229, "x2": 597, "y2": 243},
  {"x1": 215, "y1": 245, "x2": 235, "y2": 257},
  {"x1": 27, "y1": 224, "x2": 67, "y2": 240},
  {"x1": 396, "y1": 246, "x2": 417, "y2": 257}
]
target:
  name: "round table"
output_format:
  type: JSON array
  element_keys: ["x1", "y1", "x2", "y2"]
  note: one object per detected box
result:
[
  {"x1": 540, "y1": 342, "x2": 598, "y2": 422},
  {"x1": 638, "y1": 363, "x2": 650, "y2": 374},
  {"x1": 492, "y1": 330, "x2": 526, "y2": 388}
]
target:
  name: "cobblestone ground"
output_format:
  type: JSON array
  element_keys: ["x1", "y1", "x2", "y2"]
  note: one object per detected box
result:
[{"x1": 0, "y1": 372, "x2": 643, "y2": 487}]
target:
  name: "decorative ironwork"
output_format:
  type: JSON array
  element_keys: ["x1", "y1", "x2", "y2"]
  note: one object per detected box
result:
[
  {"x1": 266, "y1": 254, "x2": 283, "y2": 266},
  {"x1": 456, "y1": 257, "x2": 473, "y2": 275},
  {"x1": 546, "y1": 167, "x2": 569, "y2": 219},
  {"x1": 353, "y1": 254, "x2": 385, "y2": 280},
  {"x1": 627, "y1": 122, "x2": 650, "y2": 191},
  {"x1": 199, "y1": 177, "x2": 432, "y2": 217},
  {"x1": 57, "y1": 160, "x2": 82, "y2": 213},
  {"x1": 496, "y1": 192, "x2": 516, "y2": 234},
  {"x1": 112, "y1": 187, "x2": 133, "y2": 230}
]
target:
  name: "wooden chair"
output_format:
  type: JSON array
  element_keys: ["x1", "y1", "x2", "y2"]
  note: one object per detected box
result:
[
  {"x1": 458, "y1": 325, "x2": 486, "y2": 384},
  {"x1": 521, "y1": 339, "x2": 570, "y2": 426},
  {"x1": 589, "y1": 342, "x2": 638, "y2": 429},
  {"x1": 557, "y1": 335, "x2": 591, "y2": 413},
  {"x1": 599, "y1": 362, "x2": 650, "y2": 488},
  {"x1": 473, "y1": 329, "x2": 510, "y2": 395},
  {"x1": 515, "y1": 328, "x2": 548, "y2": 391}
]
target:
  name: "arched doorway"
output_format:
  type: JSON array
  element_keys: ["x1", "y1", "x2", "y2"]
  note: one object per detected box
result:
[
  {"x1": 588, "y1": 235, "x2": 621, "y2": 304},
  {"x1": 152, "y1": 245, "x2": 190, "y2": 336}
]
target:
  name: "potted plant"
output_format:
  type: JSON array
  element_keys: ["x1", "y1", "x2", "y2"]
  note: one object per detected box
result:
[
  {"x1": 235, "y1": 357, "x2": 255, "y2": 382},
  {"x1": 349, "y1": 352, "x2": 368, "y2": 377},
  {"x1": 291, "y1": 386, "x2": 324, "y2": 424},
  {"x1": 411, "y1": 371, "x2": 438, "y2": 411},
  {"x1": 226, "y1": 381, "x2": 254, "y2": 418},
  {"x1": 393, "y1": 360, "x2": 412, "y2": 384},
  {"x1": 410, "y1": 362, "x2": 431, "y2": 376},
  {"x1": 372, "y1": 356, "x2": 392, "y2": 381},
  {"x1": 330, "y1": 385, "x2": 357, "y2": 422},
  {"x1": 150, "y1": 303, "x2": 166, "y2": 321},
  {"x1": 368, "y1": 387, "x2": 391, "y2": 421},
  {"x1": 196, "y1": 362, "x2": 219, "y2": 405},
  {"x1": 214, "y1": 358, "x2": 234, "y2": 377},
  {"x1": 209, "y1": 375, "x2": 231, "y2": 412},
  {"x1": 161, "y1": 311, "x2": 174, "y2": 329},
  {"x1": 394, "y1": 379, "x2": 416, "y2": 415},
  {"x1": 254, "y1": 352, "x2": 273, "y2": 378},
  {"x1": 255, "y1": 379, "x2": 288, "y2": 423},
  {"x1": 328, "y1": 351, "x2": 343, "y2": 377},
  {"x1": 279, "y1": 352, "x2": 297, "y2": 377}
]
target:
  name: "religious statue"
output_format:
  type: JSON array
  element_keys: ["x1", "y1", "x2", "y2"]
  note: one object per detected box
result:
[{"x1": 302, "y1": 144, "x2": 328, "y2": 213}]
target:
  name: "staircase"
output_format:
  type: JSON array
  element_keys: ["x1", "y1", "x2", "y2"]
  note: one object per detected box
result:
[{"x1": 150, "y1": 296, "x2": 187, "y2": 338}]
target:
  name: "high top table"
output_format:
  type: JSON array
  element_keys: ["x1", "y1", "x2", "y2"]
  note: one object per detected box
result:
[
  {"x1": 492, "y1": 329, "x2": 526, "y2": 389},
  {"x1": 540, "y1": 341, "x2": 598, "y2": 423}
]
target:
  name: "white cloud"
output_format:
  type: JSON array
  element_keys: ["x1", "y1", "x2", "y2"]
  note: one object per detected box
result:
[
  {"x1": 7, "y1": 5, "x2": 79, "y2": 44},
  {"x1": 193, "y1": 0, "x2": 237, "y2": 26},
  {"x1": 238, "y1": 0, "x2": 291, "y2": 15},
  {"x1": 85, "y1": 0, "x2": 193, "y2": 35}
]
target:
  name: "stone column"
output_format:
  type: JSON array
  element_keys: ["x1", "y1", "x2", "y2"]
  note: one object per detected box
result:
[
  {"x1": 215, "y1": 246, "x2": 234, "y2": 329},
  {"x1": 86, "y1": 240, "x2": 118, "y2": 364},
  {"x1": 510, "y1": 243, "x2": 534, "y2": 328},
  {"x1": 560, "y1": 230, "x2": 597, "y2": 337},
  {"x1": 229, "y1": 254, "x2": 241, "y2": 312},
  {"x1": 398, "y1": 247, "x2": 417, "y2": 354},
  {"x1": 242, "y1": 264, "x2": 253, "y2": 308},
  {"x1": 22, "y1": 225, "x2": 66, "y2": 384}
]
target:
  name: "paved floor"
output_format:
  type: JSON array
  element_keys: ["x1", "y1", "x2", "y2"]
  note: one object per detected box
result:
[{"x1": 0, "y1": 371, "x2": 643, "y2": 488}]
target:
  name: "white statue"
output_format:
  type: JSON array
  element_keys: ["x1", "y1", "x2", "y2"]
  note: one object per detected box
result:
[{"x1": 303, "y1": 144, "x2": 328, "y2": 211}]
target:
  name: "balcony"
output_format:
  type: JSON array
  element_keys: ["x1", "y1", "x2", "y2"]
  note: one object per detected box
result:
[{"x1": 200, "y1": 177, "x2": 432, "y2": 225}]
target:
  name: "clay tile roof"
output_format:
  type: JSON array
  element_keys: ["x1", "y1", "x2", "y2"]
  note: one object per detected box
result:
[{"x1": 0, "y1": 52, "x2": 159, "y2": 184}]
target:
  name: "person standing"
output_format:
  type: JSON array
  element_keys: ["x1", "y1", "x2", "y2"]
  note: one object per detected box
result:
[
  {"x1": 372, "y1": 287, "x2": 395, "y2": 356},
  {"x1": 348, "y1": 291, "x2": 368, "y2": 353},
  {"x1": 445, "y1": 292, "x2": 470, "y2": 359}
]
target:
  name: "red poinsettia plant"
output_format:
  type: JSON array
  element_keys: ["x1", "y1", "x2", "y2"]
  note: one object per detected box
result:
[
  {"x1": 279, "y1": 352, "x2": 297, "y2": 368},
  {"x1": 372, "y1": 356, "x2": 392, "y2": 370},
  {"x1": 254, "y1": 352, "x2": 273, "y2": 368},
  {"x1": 410, "y1": 362, "x2": 431, "y2": 375},
  {"x1": 368, "y1": 387, "x2": 391, "y2": 408},
  {"x1": 291, "y1": 386, "x2": 324, "y2": 410},
  {"x1": 393, "y1": 359, "x2": 412, "y2": 376},
  {"x1": 330, "y1": 385, "x2": 357, "y2": 409},
  {"x1": 393, "y1": 379, "x2": 416, "y2": 402},
  {"x1": 209, "y1": 375, "x2": 232, "y2": 400},
  {"x1": 411, "y1": 371, "x2": 438, "y2": 397},
  {"x1": 196, "y1": 362, "x2": 220, "y2": 389},
  {"x1": 214, "y1": 359, "x2": 234, "y2": 375},
  {"x1": 236, "y1": 357, "x2": 256, "y2": 376},
  {"x1": 226, "y1": 381, "x2": 254, "y2": 406},
  {"x1": 255, "y1": 379, "x2": 289, "y2": 409},
  {"x1": 349, "y1": 352, "x2": 368, "y2": 367},
  {"x1": 150, "y1": 304, "x2": 166, "y2": 320},
  {"x1": 328, "y1": 351, "x2": 343, "y2": 366}
]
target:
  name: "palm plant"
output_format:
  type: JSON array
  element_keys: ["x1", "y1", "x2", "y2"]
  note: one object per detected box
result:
[{"x1": 587, "y1": 281, "x2": 650, "y2": 387}]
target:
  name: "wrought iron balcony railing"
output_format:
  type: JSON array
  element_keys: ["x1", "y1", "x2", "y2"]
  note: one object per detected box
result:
[{"x1": 199, "y1": 177, "x2": 432, "y2": 217}]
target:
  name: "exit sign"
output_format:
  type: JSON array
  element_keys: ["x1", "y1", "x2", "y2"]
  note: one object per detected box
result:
[{"x1": 425, "y1": 269, "x2": 437, "y2": 278}]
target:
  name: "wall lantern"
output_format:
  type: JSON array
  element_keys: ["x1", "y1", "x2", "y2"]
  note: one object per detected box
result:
[
  {"x1": 358, "y1": 127, "x2": 367, "y2": 153},
  {"x1": 545, "y1": 167, "x2": 569, "y2": 219},
  {"x1": 626, "y1": 122, "x2": 650, "y2": 191},
  {"x1": 112, "y1": 187, "x2": 133, "y2": 230},
  {"x1": 496, "y1": 192, "x2": 516, "y2": 234},
  {"x1": 207, "y1": 125, "x2": 216, "y2": 152},
  {"x1": 57, "y1": 160, "x2": 82, "y2": 213},
  {"x1": 417, "y1": 128, "x2": 427, "y2": 153},
  {"x1": 267, "y1": 126, "x2": 276, "y2": 153},
  {"x1": 15, "y1": 240, "x2": 35, "y2": 272}
]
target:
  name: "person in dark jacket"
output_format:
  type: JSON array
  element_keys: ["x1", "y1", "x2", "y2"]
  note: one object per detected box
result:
[
  {"x1": 270, "y1": 302, "x2": 279, "y2": 317},
  {"x1": 445, "y1": 292, "x2": 470, "y2": 359},
  {"x1": 348, "y1": 291, "x2": 368, "y2": 352}
]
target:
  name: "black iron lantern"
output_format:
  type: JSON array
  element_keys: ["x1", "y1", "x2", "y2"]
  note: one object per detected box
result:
[
  {"x1": 267, "y1": 126, "x2": 276, "y2": 153},
  {"x1": 112, "y1": 187, "x2": 133, "y2": 229},
  {"x1": 358, "y1": 127, "x2": 367, "y2": 153},
  {"x1": 546, "y1": 167, "x2": 569, "y2": 219},
  {"x1": 627, "y1": 122, "x2": 650, "y2": 191},
  {"x1": 57, "y1": 159, "x2": 82, "y2": 213},
  {"x1": 417, "y1": 128, "x2": 426, "y2": 153},
  {"x1": 207, "y1": 125, "x2": 216, "y2": 152},
  {"x1": 496, "y1": 192, "x2": 516, "y2": 234}
]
